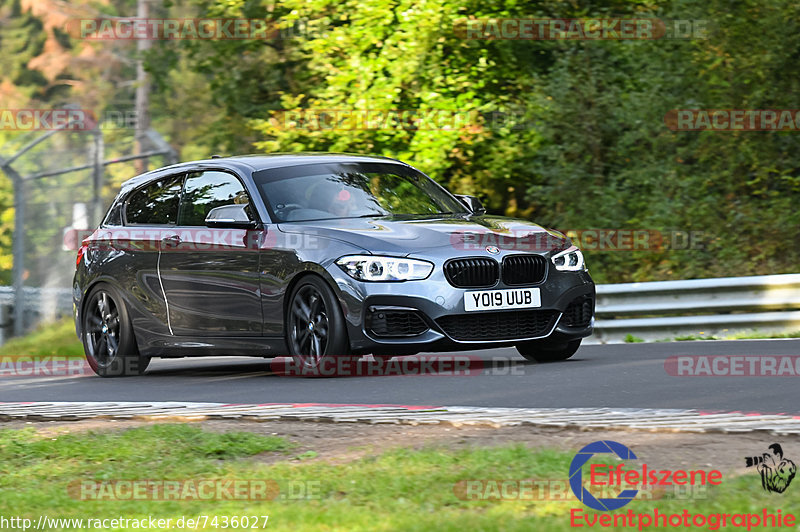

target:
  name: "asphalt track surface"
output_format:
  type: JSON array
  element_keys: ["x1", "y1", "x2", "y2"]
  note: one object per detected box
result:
[{"x1": 3, "y1": 339, "x2": 799, "y2": 413}]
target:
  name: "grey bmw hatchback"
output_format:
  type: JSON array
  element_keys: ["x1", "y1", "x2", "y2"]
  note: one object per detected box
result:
[{"x1": 73, "y1": 154, "x2": 595, "y2": 376}]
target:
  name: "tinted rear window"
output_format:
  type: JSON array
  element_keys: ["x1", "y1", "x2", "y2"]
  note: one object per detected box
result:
[{"x1": 103, "y1": 201, "x2": 123, "y2": 226}]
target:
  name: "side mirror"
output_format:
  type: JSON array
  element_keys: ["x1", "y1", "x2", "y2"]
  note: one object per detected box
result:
[
  {"x1": 454, "y1": 194, "x2": 487, "y2": 215},
  {"x1": 205, "y1": 204, "x2": 258, "y2": 229}
]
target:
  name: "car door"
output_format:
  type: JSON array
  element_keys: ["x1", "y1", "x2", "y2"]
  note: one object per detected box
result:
[
  {"x1": 118, "y1": 173, "x2": 184, "y2": 336},
  {"x1": 158, "y1": 169, "x2": 264, "y2": 336}
]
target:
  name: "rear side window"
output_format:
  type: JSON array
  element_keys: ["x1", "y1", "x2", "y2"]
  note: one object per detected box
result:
[
  {"x1": 103, "y1": 201, "x2": 123, "y2": 226},
  {"x1": 178, "y1": 170, "x2": 254, "y2": 226},
  {"x1": 125, "y1": 175, "x2": 184, "y2": 225}
]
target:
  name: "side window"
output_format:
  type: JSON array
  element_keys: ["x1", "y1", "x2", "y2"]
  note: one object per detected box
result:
[
  {"x1": 125, "y1": 175, "x2": 183, "y2": 225},
  {"x1": 177, "y1": 170, "x2": 254, "y2": 226},
  {"x1": 103, "y1": 201, "x2": 123, "y2": 226}
]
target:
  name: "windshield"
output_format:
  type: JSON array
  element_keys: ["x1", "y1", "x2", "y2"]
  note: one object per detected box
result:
[{"x1": 253, "y1": 162, "x2": 468, "y2": 222}]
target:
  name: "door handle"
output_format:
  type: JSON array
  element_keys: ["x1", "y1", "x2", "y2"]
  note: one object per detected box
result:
[{"x1": 161, "y1": 234, "x2": 182, "y2": 248}]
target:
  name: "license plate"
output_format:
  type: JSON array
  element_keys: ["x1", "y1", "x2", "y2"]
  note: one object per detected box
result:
[{"x1": 464, "y1": 288, "x2": 541, "y2": 312}]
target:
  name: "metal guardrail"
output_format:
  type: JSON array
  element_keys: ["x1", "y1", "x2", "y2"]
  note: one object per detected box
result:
[
  {"x1": 0, "y1": 286, "x2": 73, "y2": 309},
  {"x1": 592, "y1": 273, "x2": 800, "y2": 343},
  {"x1": 0, "y1": 287, "x2": 73, "y2": 345},
  {"x1": 1, "y1": 274, "x2": 800, "y2": 345}
]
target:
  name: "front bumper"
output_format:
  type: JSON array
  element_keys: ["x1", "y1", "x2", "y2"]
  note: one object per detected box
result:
[{"x1": 332, "y1": 261, "x2": 595, "y2": 355}]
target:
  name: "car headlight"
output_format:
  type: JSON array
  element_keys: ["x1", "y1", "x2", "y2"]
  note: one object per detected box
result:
[
  {"x1": 336, "y1": 255, "x2": 434, "y2": 281},
  {"x1": 551, "y1": 247, "x2": 585, "y2": 271}
]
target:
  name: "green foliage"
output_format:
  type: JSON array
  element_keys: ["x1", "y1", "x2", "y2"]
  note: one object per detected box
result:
[
  {"x1": 0, "y1": 318, "x2": 82, "y2": 359},
  {"x1": 1, "y1": 0, "x2": 799, "y2": 284},
  {"x1": 0, "y1": 424, "x2": 291, "y2": 466},
  {"x1": 162, "y1": 0, "x2": 800, "y2": 283},
  {"x1": 671, "y1": 334, "x2": 719, "y2": 341},
  {"x1": 524, "y1": 1, "x2": 800, "y2": 282}
]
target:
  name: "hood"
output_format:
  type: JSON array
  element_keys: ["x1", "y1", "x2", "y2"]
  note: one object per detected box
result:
[{"x1": 277, "y1": 214, "x2": 569, "y2": 256}]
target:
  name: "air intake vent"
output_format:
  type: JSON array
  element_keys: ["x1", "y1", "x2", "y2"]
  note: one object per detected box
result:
[
  {"x1": 436, "y1": 310, "x2": 558, "y2": 341},
  {"x1": 367, "y1": 310, "x2": 428, "y2": 337},
  {"x1": 563, "y1": 295, "x2": 594, "y2": 328}
]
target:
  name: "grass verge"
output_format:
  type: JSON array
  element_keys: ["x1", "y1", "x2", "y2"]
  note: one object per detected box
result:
[
  {"x1": 0, "y1": 319, "x2": 83, "y2": 359},
  {"x1": 623, "y1": 330, "x2": 800, "y2": 343},
  {"x1": 0, "y1": 423, "x2": 797, "y2": 531}
]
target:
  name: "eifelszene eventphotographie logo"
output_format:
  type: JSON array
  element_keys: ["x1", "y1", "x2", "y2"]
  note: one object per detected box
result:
[
  {"x1": 569, "y1": 440, "x2": 722, "y2": 512},
  {"x1": 745, "y1": 444, "x2": 796, "y2": 494},
  {"x1": 569, "y1": 441, "x2": 640, "y2": 511}
]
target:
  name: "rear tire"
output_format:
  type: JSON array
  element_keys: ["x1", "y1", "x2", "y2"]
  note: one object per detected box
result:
[
  {"x1": 81, "y1": 284, "x2": 149, "y2": 377},
  {"x1": 286, "y1": 275, "x2": 358, "y2": 375},
  {"x1": 516, "y1": 339, "x2": 582, "y2": 363}
]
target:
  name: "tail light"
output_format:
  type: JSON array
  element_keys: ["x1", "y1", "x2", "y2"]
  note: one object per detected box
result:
[{"x1": 76, "y1": 243, "x2": 88, "y2": 268}]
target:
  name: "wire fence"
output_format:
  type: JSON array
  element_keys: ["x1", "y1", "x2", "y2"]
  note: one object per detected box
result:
[{"x1": 0, "y1": 113, "x2": 177, "y2": 339}]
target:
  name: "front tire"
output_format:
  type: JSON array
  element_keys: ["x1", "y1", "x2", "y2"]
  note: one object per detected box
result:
[
  {"x1": 81, "y1": 284, "x2": 149, "y2": 377},
  {"x1": 286, "y1": 276, "x2": 357, "y2": 373},
  {"x1": 516, "y1": 339, "x2": 582, "y2": 363}
]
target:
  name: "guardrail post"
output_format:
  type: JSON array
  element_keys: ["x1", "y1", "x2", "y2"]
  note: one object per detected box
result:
[
  {"x1": 0, "y1": 304, "x2": 9, "y2": 345},
  {"x1": 10, "y1": 167, "x2": 25, "y2": 337}
]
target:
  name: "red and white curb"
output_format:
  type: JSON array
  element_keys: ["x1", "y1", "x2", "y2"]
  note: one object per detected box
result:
[{"x1": 2, "y1": 402, "x2": 800, "y2": 435}]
